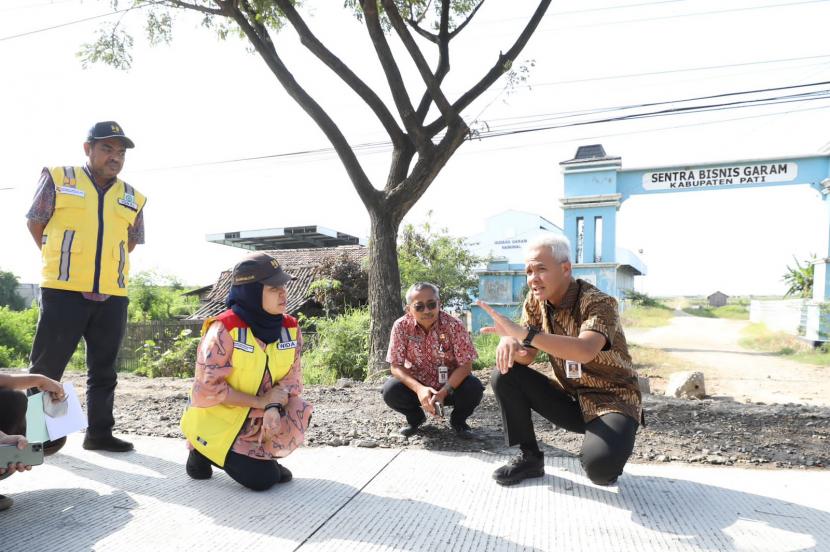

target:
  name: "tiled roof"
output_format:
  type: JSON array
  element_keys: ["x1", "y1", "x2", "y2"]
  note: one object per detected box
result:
[{"x1": 188, "y1": 246, "x2": 367, "y2": 320}]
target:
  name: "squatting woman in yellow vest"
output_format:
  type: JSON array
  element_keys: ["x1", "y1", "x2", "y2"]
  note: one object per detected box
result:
[
  {"x1": 181, "y1": 252, "x2": 313, "y2": 491},
  {"x1": 25, "y1": 121, "x2": 147, "y2": 455}
]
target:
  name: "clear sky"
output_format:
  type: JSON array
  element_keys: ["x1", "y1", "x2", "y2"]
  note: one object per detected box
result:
[{"x1": 1, "y1": 0, "x2": 828, "y2": 296}]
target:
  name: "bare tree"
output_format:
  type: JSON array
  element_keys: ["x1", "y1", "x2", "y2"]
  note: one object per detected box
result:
[{"x1": 82, "y1": 0, "x2": 552, "y2": 378}]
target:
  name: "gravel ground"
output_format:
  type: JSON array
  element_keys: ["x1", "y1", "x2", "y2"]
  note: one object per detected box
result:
[{"x1": 44, "y1": 368, "x2": 830, "y2": 471}]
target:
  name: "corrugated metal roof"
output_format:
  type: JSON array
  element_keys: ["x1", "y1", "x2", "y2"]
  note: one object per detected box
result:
[{"x1": 189, "y1": 246, "x2": 367, "y2": 320}]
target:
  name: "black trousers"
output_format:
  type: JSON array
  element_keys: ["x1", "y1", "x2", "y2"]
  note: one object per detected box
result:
[
  {"x1": 0, "y1": 388, "x2": 28, "y2": 436},
  {"x1": 491, "y1": 364, "x2": 638, "y2": 485},
  {"x1": 28, "y1": 288, "x2": 128, "y2": 437},
  {"x1": 191, "y1": 448, "x2": 282, "y2": 491},
  {"x1": 382, "y1": 375, "x2": 484, "y2": 427}
]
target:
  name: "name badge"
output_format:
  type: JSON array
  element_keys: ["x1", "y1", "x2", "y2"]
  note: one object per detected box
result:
[
  {"x1": 233, "y1": 341, "x2": 254, "y2": 353},
  {"x1": 118, "y1": 193, "x2": 138, "y2": 210},
  {"x1": 57, "y1": 186, "x2": 85, "y2": 197},
  {"x1": 565, "y1": 360, "x2": 582, "y2": 379},
  {"x1": 438, "y1": 365, "x2": 448, "y2": 384},
  {"x1": 278, "y1": 340, "x2": 298, "y2": 350}
]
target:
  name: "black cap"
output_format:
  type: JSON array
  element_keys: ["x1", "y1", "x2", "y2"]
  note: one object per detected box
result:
[
  {"x1": 87, "y1": 121, "x2": 135, "y2": 149},
  {"x1": 232, "y1": 252, "x2": 295, "y2": 287}
]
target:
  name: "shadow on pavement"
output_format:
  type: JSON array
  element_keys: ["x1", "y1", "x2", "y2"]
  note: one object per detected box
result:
[
  {"x1": 36, "y1": 448, "x2": 542, "y2": 552},
  {"x1": 0, "y1": 488, "x2": 137, "y2": 550}
]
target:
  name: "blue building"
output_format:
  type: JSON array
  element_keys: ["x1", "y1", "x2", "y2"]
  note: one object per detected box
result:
[{"x1": 472, "y1": 144, "x2": 830, "y2": 340}]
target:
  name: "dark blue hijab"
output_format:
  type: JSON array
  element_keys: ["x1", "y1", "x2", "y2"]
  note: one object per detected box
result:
[{"x1": 226, "y1": 282, "x2": 283, "y2": 344}]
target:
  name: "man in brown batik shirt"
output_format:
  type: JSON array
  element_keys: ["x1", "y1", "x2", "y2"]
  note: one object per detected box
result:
[{"x1": 478, "y1": 234, "x2": 641, "y2": 487}]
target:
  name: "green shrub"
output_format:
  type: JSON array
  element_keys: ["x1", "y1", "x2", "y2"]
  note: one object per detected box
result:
[
  {"x1": 0, "y1": 345, "x2": 18, "y2": 369},
  {"x1": 0, "y1": 307, "x2": 38, "y2": 367},
  {"x1": 472, "y1": 333, "x2": 499, "y2": 370},
  {"x1": 134, "y1": 329, "x2": 199, "y2": 378},
  {"x1": 623, "y1": 290, "x2": 664, "y2": 308},
  {"x1": 302, "y1": 308, "x2": 369, "y2": 383},
  {"x1": 682, "y1": 306, "x2": 716, "y2": 318},
  {"x1": 712, "y1": 304, "x2": 749, "y2": 319}
]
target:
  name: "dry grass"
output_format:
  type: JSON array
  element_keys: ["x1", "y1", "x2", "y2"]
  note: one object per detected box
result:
[{"x1": 630, "y1": 343, "x2": 698, "y2": 394}]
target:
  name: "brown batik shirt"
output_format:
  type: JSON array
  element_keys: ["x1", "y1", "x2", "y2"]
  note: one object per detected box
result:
[{"x1": 521, "y1": 278, "x2": 641, "y2": 424}]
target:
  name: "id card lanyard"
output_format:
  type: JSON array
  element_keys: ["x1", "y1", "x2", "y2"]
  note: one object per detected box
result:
[
  {"x1": 434, "y1": 316, "x2": 449, "y2": 385},
  {"x1": 550, "y1": 280, "x2": 584, "y2": 379}
]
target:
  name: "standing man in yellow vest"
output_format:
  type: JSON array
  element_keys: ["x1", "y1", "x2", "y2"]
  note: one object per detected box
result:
[{"x1": 24, "y1": 121, "x2": 147, "y2": 454}]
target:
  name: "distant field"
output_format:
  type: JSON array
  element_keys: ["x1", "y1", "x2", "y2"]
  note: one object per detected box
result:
[
  {"x1": 621, "y1": 304, "x2": 673, "y2": 328},
  {"x1": 739, "y1": 323, "x2": 830, "y2": 366}
]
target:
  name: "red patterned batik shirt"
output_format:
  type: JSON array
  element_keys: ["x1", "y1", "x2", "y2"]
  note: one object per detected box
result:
[{"x1": 386, "y1": 311, "x2": 478, "y2": 389}]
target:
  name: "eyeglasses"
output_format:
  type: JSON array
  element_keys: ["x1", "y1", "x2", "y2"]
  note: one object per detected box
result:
[{"x1": 412, "y1": 300, "x2": 438, "y2": 312}]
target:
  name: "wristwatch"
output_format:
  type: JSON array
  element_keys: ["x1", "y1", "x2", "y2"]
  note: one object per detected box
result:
[{"x1": 521, "y1": 328, "x2": 539, "y2": 348}]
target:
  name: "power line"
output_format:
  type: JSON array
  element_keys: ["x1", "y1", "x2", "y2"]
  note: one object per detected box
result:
[
  {"x1": 474, "y1": 80, "x2": 830, "y2": 127},
  {"x1": 136, "y1": 84, "x2": 830, "y2": 171},
  {"x1": 0, "y1": 0, "x2": 162, "y2": 42},
  {"x1": 514, "y1": 54, "x2": 830, "y2": 88},
  {"x1": 460, "y1": 104, "x2": 830, "y2": 158}
]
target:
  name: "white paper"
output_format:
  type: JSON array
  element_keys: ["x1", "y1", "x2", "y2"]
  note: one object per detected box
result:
[{"x1": 44, "y1": 383, "x2": 87, "y2": 440}]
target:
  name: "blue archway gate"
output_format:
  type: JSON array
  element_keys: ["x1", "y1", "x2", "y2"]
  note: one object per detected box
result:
[{"x1": 561, "y1": 144, "x2": 830, "y2": 341}]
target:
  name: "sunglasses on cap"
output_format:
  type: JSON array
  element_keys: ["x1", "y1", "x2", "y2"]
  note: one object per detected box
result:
[{"x1": 412, "y1": 300, "x2": 438, "y2": 312}]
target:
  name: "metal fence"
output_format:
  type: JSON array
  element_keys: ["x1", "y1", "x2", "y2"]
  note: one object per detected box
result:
[
  {"x1": 116, "y1": 320, "x2": 318, "y2": 372},
  {"x1": 117, "y1": 319, "x2": 204, "y2": 372}
]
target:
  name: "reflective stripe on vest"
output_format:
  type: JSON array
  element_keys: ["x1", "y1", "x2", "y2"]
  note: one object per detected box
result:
[
  {"x1": 180, "y1": 322, "x2": 299, "y2": 467},
  {"x1": 40, "y1": 166, "x2": 146, "y2": 296}
]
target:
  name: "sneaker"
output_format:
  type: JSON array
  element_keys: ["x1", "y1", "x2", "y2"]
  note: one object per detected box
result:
[
  {"x1": 82, "y1": 434, "x2": 134, "y2": 452},
  {"x1": 186, "y1": 450, "x2": 213, "y2": 480},
  {"x1": 492, "y1": 450, "x2": 545, "y2": 486},
  {"x1": 451, "y1": 423, "x2": 476, "y2": 440},
  {"x1": 399, "y1": 414, "x2": 426, "y2": 437},
  {"x1": 0, "y1": 495, "x2": 13, "y2": 512}
]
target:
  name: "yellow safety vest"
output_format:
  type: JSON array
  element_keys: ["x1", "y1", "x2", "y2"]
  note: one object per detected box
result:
[
  {"x1": 180, "y1": 311, "x2": 299, "y2": 467},
  {"x1": 40, "y1": 166, "x2": 147, "y2": 296}
]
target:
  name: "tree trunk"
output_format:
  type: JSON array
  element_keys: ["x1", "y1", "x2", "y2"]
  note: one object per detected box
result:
[{"x1": 366, "y1": 207, "x2": 404, "y2": 380}]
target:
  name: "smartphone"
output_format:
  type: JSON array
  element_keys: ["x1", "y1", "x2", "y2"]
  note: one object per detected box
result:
[{"x1": 0, "y1": 442, "x2": 44, "y2": 468}]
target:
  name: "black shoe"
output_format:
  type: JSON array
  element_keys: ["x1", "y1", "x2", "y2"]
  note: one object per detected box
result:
[
  {"x1": 492, "y1": 450, "x2": 545, "y2": 486},
  {"x1": 186, "y1": 450, "x2": 213, "y2": 480},
  {"x1": 399, "y1": 414, "x2": 426, "y2": 437},
  {"x1": 451, "y1": 423, "x2": 475, "y2": 440},
  {"x1": 276, "y1": 462, "x2": 292, "y2": 484},
  {"x1": 82, "y1": 434, "x2": 134, "y2": 452},
  {"x1": 43, "y1": 436, "x2": 67, "y2": 456}
]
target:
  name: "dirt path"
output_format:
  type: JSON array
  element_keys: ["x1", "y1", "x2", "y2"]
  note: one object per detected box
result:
[{"x1": 626, "y1": 311, "x2": 830, "y2": 406}]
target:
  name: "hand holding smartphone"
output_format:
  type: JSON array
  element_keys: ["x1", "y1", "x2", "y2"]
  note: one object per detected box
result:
[{"x1": 0, "y1": 442, "x2": 44, "y2": 470}]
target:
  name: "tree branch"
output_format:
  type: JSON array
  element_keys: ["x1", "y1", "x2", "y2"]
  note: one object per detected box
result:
[
  {"x1": 381, "y1": 0, "x2": 457, "y2": 128},
  {"x1": 361, "y1": 0, "x2": 426, "y2": 145},
  {"x1": 228, "y1": 1, "x2": 381, "y2": 209},
  {"x1": 163, "y1": 0, "x2": 223, "y2": 16},
  {"x1": 448, "y1": 0, "x2": 486, "y2": 40},
  {"x1": 414, "y1": 0, "x2": 450, "y2": 124},
  {"x1": 406, "y1": 19, "x2": 437, "y2": 43},
  {"x1": 424, "y1": 0, "x2": 552, "y2": 137},
  {"x1": 386, "y1": 120, "x2": 469, "y2": 217},
  {"x1": 273, "y1": 0, "x2": 407, "y2": 149}
]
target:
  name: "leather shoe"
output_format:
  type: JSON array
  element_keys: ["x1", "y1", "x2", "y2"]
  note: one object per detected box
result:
[
  {"x1": 276, "y1": 462, "x2": 292, "y2": 483},
  {"x1": 82, "y1": 434, "x2": 134, "y2": 452},
  {"x1": 186, "y1": 449, "x2": 213, "y2": 480},
  {"x1": 492, "y1": 450, "x2": 545, "y2": 486},
  {"x1": 451, "y1": 423, "x2": 476, "y2": 440},
  {"x1": 0, "y1": 494, "x2": 13, "y2": 512},
  {"x1": 399, "y1": 415, "x2": 426, "y2": 437},
  {"x1": 43, "y1": 436, "x2": 66, "y2": 456}
]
